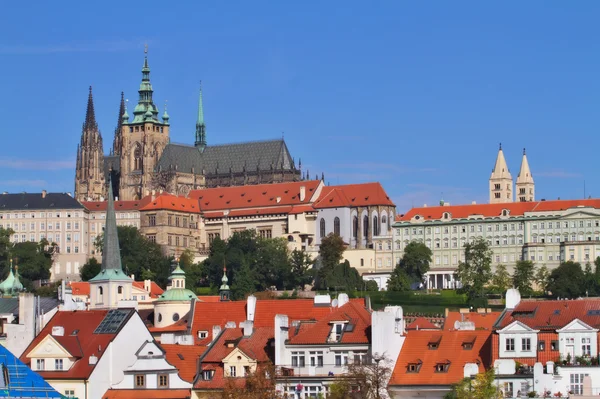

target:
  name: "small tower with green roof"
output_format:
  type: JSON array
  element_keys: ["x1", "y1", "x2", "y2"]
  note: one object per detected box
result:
[
  {"x1": 219, "y1": 265, "x2": 230, "y2": 302},
  {"x1": 154, "y1": 259, "x2": 196, "y2": 328}
]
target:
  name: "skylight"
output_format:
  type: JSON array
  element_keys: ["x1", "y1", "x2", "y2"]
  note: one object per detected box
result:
[{"x1": 94, "y1": 309, "x2": 131, "y2": 334}]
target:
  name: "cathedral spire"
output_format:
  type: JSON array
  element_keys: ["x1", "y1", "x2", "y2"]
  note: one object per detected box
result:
[
  {"x1": 101, "y1": 179, "x2": 124, "y2": 273},
  {"x1": 84, "y1": 86, "x2": 97, "y2": 132},
  {"x1": 195, "y1": 82, "x2": 207, "y2": 151},
  {"x1": 489, "y1": 144, "x2": 513, "y2": 204},
  {"x1": 112, "y1": 92, "x2": 125, "y2": 155},
  {"x1": 516, "y1": 148, "x2": 534, "y2": 202},
  {"x1": 132, "y1": 47, "x2": 158, "y2": 123}
]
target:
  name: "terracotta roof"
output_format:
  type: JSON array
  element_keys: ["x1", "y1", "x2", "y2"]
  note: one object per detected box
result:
[
  {"x1": 103, "y1": 389, "x2": 191, "y2": 399},
  {"x1": 189, "y1": 180, "x2": 322, "y2": 211},
  {"x1": 20, "y1": 310, "x2": 128, "y2": 380},
  {"x1": 82, "y1": 198, "x2": 149, "y2": 212},
  {"x1": 69, "y1": 281, "x2": 90, "y2": 296},
  {"x1": 444, "y1": 312, "x2": 502, "y2": 331},
  {"x1": 202, "y1": 206, "x2": 294, "y2": 219},
  {"x1": 197, "y1": 296, "x2": 221, "y2": 302},
  {"x1": 287, "y1": 302, "x2": 371, "y2": 345},
  {"x1": 162, "y1": 344, "x2": 207, "y2": 383},
  {"x1": 140, "y1": 193, "x2": 200, "y2": 213},
  {"x1": 495, "y1": 299, "x2": 600, "y2": 331},
  {"x1": 398, "y1": 198, "x2": 600, "y2": 222},
  {"x1": 132, "y1": 281, "x2": 164, "y2": 298},
  {"x1": 313, "y1": 182, "x2": 395, "y2": 209},
  {"x1": 389, "y1": 329, "x2": 493, "y2": 387},
  {"x1": 406, "y1": 317, "x2": 440, "y2": 330}
]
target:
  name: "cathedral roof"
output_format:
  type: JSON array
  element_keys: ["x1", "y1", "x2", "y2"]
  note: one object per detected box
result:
[
  {"x1": 155, "y1": 139, "x2": 295, "y2": 176},
  {"x1": 0, "y1": 192, "x2": 83, "y2": 210}
]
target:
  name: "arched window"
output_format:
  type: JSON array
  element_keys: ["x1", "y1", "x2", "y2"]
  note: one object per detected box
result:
[
  {"x1": 334, "y1": 217, "x2": 341, "y2": 236},
  {"x1": 352, "y1": 216, "x2": 358, "y2": 238},
  {"x1": 373, "y1": 216, "x2": 379, "y2": 236},
  {"x1": 133, "y1": 144, "x2": 143, "y2": 171},
  {"x1": 118, "y1": 286, "x2": 123, "y2": 294},
  {"x1": 320, "y1": 218, "x2": 326, "y2": 238},
  {"x1": 363, "y1": 215, "x2": 369, "y2": 237},
  {"x1": 98, "y1": 287, "x2": 103, "y2": 296}
]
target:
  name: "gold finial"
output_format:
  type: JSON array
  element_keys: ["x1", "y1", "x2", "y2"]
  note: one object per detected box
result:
[{"x1": 144, "y1": 43, "x2": 148, "y2": 54}]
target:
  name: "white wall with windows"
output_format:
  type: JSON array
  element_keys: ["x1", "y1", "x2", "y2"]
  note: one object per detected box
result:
[{"x1": 497, "y1": 321, "x2": 539, "y2": 359}]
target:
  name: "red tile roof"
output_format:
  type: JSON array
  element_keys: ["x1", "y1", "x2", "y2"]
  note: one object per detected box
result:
[
  {"x1": 20, "y1": 310, "x2": 124, "y2": 380},
  {"x1": 103, "y1": 389, "x2": 191, "y2": 399},
  {"x1": 444, "y1": 312, "x2": 502, "y2": 331},
  {"x1": 389, "y1": 329, "x2": 493, "y2": 387},
  {"x1": 313, "y1": 182, "x2": 395, "y2": 209},
  {"x1": 82, "y1": 198, "x2": 150, "y2": 212},
  {"x1": 162, "y1": 344, "x2": 207, "y2": 383},
  {"x1": 132, "y1": 281, "x2": 164, "y2": 298},
  {"x1": 398, "y1": 198, "x2": 600, "y2": 221},
  {"x1": 495, "y1": 299, "x2": 600, "y2": 331},
  {"x1": 287, "y1": 302, "x2": 371, "y2": 345},
  {"x1": 69, "y1": 281, "x2": 90, "y2": 296},
  {"x1": 406, "y1": 317, "x2": 440, "y2": 330},
  {"x1": 140, "y1": 193, "x2": 200, "y2": 213},
  {"x1": 189, "y1": 180, "x2": 322, "y2": 211}
]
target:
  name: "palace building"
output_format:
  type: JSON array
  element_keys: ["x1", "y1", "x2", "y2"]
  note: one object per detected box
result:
[{"x1": 74, "y1": 51, "x2": 301, "y2": 202}]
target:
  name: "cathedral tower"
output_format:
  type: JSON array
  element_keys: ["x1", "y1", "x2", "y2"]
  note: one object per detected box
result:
[
  {"x1": 75, "y1": 87, "x2": 106, "y2": 201},
  {"x1": 516, "y1": 148, "x2": 534, "y2": 202},
  {"x1": 489, "y1": 144, "x2": 513, "y2": 203},
  {"x1": 118, "y1": 49, "x2": 170, "y2": 200}
]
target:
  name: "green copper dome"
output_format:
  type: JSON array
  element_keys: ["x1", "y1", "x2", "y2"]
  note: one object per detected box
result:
[
  {"x1": 158, "y1": 287, "x2": 196, "y2": 302},
  {"x1": 12, "y1": 267, "x2": 23, "y2": 292},
  {"x1": 0, "y1": 268, "x2": 15, "y2": 294},
  {"x1": 169, "y1": 265, "x2": 186, "y2": 279}
]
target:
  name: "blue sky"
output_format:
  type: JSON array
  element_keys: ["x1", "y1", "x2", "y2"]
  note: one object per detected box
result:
[{"x1": 1, "y1": 2, "x2": 599, "y2": 212}]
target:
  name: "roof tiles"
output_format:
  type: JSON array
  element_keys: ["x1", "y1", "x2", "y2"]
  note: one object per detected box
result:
[{"x1": 313, "y1": 182, "x2": 395, "y2": 209}]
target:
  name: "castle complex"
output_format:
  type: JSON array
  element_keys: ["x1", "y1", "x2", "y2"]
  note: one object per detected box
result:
[{"x1": 74, "y1": 51, "x2": 301, "y2": 201}]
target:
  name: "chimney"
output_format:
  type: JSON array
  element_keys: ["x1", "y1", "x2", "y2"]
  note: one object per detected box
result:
[
  {"x1": 274, "y1": 315, "x2": 289, "y2": 366},
  {"x1": 247, "y1": 295, "x2": 257, "y2": 321},
  {"x1": 212, "y1": 325, "x2": 222, "y2": 342},
  {"x1": 42, "y1": 190, "x2": 47, "y2": 199},
  {"x1": 240, "y1": 320, "x2": 254, "y2": 337},
  {"x1": 151, "y1": 190, "x2": 156, "y2": 200},
  {"x1": 276, "y1": 196, "x2": 281, "y2": 203},
  {"x1": 89, "y1": 355, "x2": 98, "y2": 365},
  {"x1": 299, "y1": 186, "x2": 306, "y2": 202},
  {"x1": 52, "y1": 326, "x2": 65, "y2": 336},
  {"x1": 472, "y1": 200, "x2": 477, "y2": 205},
  {"x1": 144, "y1": 279, "x2": 151, "y2": 293}
]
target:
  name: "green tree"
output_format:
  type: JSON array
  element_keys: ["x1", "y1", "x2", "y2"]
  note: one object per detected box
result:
[
  {"x1": 491, "y1": 264, "x2": 511, "y2": 294},
  {"x1": 12, "y1": 239, "x2": 55, "y2": 283},
  {"x1": 0, "y1": 227, "x2": 14, "y2": 272},
  {"x1": 232, "y1": 262, "x2": 257, "y2": 299},
  {"x1": 319, "y1": 233, "x2": 346, "y2": 270},
  {"x1": 387, "y1": 265, "x2": 411, "y2": 292},
  {"x1": 80, "y1": 257, "x2": 101, "y2": 281},
  {"x1": 457, "y1": 238, "x2": 493, "y2": 306},
  {"x1": 365, "y1": 280, "x2": 379, "y2": 291},
  {"x1": 583, "y1": 262, "x2": 599, "y2": 296},
  {"x1": 534, "y1": 265, "x2": 550, "y2": 292},
  {"x1": 445, "y1": 369, "x2": 501, "y2": 399},
  {"x1": 327, "y1": 260, "x2": 364, "y2": 292},
  {"x1": 512, "y1": 260, "x2": 535, "y2": 295},
  {"x1": 289, "y1": 249, "x2": 314, "y2": 289},
  {"x1": 547, "y1": 261, "x2": 585, "y2": 298},
  {"x1": 399, "y1": 241, "x2": 432, "y2": 282}
]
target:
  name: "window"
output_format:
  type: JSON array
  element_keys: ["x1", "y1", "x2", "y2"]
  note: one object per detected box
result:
[
  {"x1": 64, "y1": 390, "x2": 75, "y2": 398},
  {"x1": 334, "y1": 352, "x2": 348, "y2": 366},
  {"x1": 229, "y1": 366, "x2": 237, "y2": 377},
  {"x1": 538, "y1": 341, "x2": 545, "y2": 351},
  {"x1": 309, "y1": 351, "x2": 324, "y2": 367},
  {"x1": 373, "y1": 215, "x2": 379, "y2": 236},
  {"x1": 259, "y1": 229, "x2": 272, "y2": 239},
  {"x1": 570, "y1": 373, "x2": 586, "y2": 395},
  {"x1": 55, "y1": 359, "x2": 64, "y2": 370},
  {"x1": 352, "y1": 216, "x2": 358, "y2": 238},
  {"x1": 135, "y1": 375, "x2": 145, "y2": 387},
  {"x1": 147, "y1": 234, "x2": 156, "y2": 243},
  {"x1": 582, "y1": 337, "x2": 591, "y2": 356},
  {"x1": 291, "y1": 351, "x2": 305, "y2": 367},
  {"x1": 521, "y1": 338, "x2": 531, "y2": 351},
  {"x1": 551, "y1": 340, "x2": 558, "y2": 351},
  {"x1": 320, "y1": 219, "x2": 326, "y2": 238},
  {"x1": 148, "y1": 215, "x2": 156, "y2": 226},
  {"x1": 435, "y1": 363, "x2": 449, "y2": 373},
  {"x1": 407, "y1": 363, "x2": 421, "y2": 373},
  {"x1": 363, "y1": 215, "x2": 369, "y2": 237},
  {"x1": 505, "y1": 338, "x2": 515, "y2": 351},
  {"x1": 36, "y1": 359, "x2": 45, "y2": 370},
  {"x1": 353, "y1": 352, "x2": 369, "y2": 365},
  {"x1": 333, "y1": 217, "x2": 340, "y2": 236},
  {"x1": 158, "y1": 374, "x2": 169, "y2": 388},
  {"x1": 118, "y1": 286, "x2": 123, "y2": 294}
]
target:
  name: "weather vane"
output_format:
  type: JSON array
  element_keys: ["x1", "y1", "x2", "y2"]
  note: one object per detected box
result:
[{"x1": 144, "y1": 43, "x2": 148, "y2": 54}]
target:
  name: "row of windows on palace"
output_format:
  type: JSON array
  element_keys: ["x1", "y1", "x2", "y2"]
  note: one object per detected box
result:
[
  {"x1": 54, "y1": 261, "x2": 81, "y2": 276},
  {"x1": 398, "y1": 219, "x2": 600, "y2": 237},
  {"x1": 146, "y1": 214, "x2": 197, "y2": 229},
  {"x1": 0, "y1": 211, "x2": 82, "y2": 219},
  {"x1": 431, "y1": 247, "x2": 595, "y2": 266},
  {"x1": 0, "y1": 221, "x2": 81, "y2": 231},
  {"x1": 319, "y1": 214, "x2": 391, "y2": 238}
]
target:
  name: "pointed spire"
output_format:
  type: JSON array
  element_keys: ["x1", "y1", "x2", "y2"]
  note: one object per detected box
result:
[
  {"x1": 491, "y1": 144, "x2": 511, "y2": 179},
  {"x1": 112, "y1": 92, "x2": 125, "y2": 155},
  {"x1": 101, "y1": 178, "x2": 124, "y2": 272},
  {"x1": 195, "y1": 82, "x2": 207, "y2": 150},
  {"x1": 517, "y1": 148, "x2": 534, "y2": 184},
  {"x1": 132, "y1": 47, "x2": 158, "y2": 123},
  {"x1": 84, "y1": 86, "x2": 98, "y2": 131}
]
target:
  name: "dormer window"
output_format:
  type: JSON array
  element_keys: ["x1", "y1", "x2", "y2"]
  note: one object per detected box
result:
[
  {"x1": 462, "y1": 336, "x2": 476, "y2": 350},
  {"x1": 428, "y1": 335, "x2": 441, "y2": 350},
  {"x1": 198, "y1": 331, "x2": 208, "y2": 339},
  {"x1": 443, "y1": 212, "x2": 450, "y2": 220},
  {"x1": 202, "y1": 370, "x2": 214, "y2": 380},
  {"x1": 329, "y1": 322, "x2": 346, "y2": 342},
  {"x1": 435, "y1": 362, "x2": 450, "y2": 373},
  {"x1": 502, "y1": 209, "x2": 509, "y2": 217},
  {"x1": 407, "y1": 360, "x2": 422, "y2": 373}
]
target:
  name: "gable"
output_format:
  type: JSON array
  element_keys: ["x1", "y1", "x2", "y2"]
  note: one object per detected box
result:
[
  {"x1": 27, "y1": 335, "x2": 73, "y2": 358},
  {"x1": 136, "y1": 340, "x2": 164, "y2": 358},
  {"x1": 498, "y1": 320, "x2": 539, "y2": 334},
  {"x1": 558, "y1": 210, "x2": 600, "y2": 219},
  {"x1": 557, "y1": 318, "x2": 598, "y2": 333},
  {"x1": 223, "y1": 347, "x2": 255, "y2": 364}
]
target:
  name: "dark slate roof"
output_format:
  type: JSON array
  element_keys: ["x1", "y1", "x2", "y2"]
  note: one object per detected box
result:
[
  {"x1": 104, "y1": 155, "x2": 120, "y2": 175},
  {"x1": 0, "y1": 193, "x2": 83, "y2": 210},
  {"x1": 0, "y1": 298, "x2": 18, "y2": 315},
  {"x1": 156, "y1": 139, "x2": 295, "y2": 174}
]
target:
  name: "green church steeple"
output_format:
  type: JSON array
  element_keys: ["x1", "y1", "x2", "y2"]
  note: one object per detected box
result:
[
  {"x1": 132, "y1": 46, "x2": 159, "y2": 124},
  {"x1": 194, "y1": 82, "x2": 207, "y2": 151}
]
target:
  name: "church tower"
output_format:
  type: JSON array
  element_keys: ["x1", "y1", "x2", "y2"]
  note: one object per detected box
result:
[
  {"x1": 75, "y1": 87, "x2": 106, "y2": 201},
  {"x1": 489, "y1": 144, "x2": 513, "y2": 203},
  {"x1": 516, "y1": 148, "x2": 534, "y2": 202},
  {"x1": 194, "y1": 83, "x2": 207, "y2": 151},
  {"x1": 89, "y1": 179, "x2": 133, "y2": 309},
  {"x1": 118, "y1": 48, "x2": 170, "y2": 200}
]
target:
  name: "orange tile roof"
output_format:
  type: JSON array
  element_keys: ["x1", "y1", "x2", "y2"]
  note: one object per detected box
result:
[
  {"x1": 197, "y1": 296, "x2": 221, "y2": 302},
  {"x1": 444, "y1": 312, "x2": 502, "y2": 331},
  {"x1": 313, "y1": 182, "x2": 395, "y2": 208},
  {"x1": 69, "y1": 281, "x2": 90, "y2": 296},
  {"x1": 162, "y1": 344, "x2": 207, "y2": 383},
  {"x1": 287, "y1": 302, "x2": 371, "y2": 345},
  {"x1": 82, "y1": 198, "x2": 150, "y2": 212},
  {"x1": 132, "y1": 281, "x2": 164, "y2": 298},
  {"x1": 20, "y1": 310, "x2": 127, "y2": 380},
  {"x1": 102, "y1": 389, "x2": 191, "y2": 399},
  {"x1": 389, "y1": 329, "x2": 493, "y2": 387},
  {"x1": 140, "y1": 193, "x2": 200, "y2": 213},
  {"x1": 398, "y1": 198, "x2": 600, "y2": 221},
  {"x1": 406, "y1": 317, "x2": 440, "y2": 330},
  {"x1": 190, "y1": 180, "x2": 322, "y2": 211},
  {"x1": 495, "y1": 299, "x2": 600, "y2": 331}
]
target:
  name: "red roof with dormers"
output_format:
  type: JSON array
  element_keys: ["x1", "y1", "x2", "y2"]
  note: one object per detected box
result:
[
  {"x1": 190, "y1": 180, "x2": 322, "y2": 211},
  {"x1": 82, "y1": 198, "x2": 151, "y2": 212},
  {"x1": 398, "y1": 198, "x2": 600, "y2": 222},
  {"x1": 444, "y1": 311, "x2": 501, "y2": 331},
  {"x1": 313, "y1": 182, "x2": 395, "y2": 209},
  {"x1": 162, "y1": 344, "x2": 207, "y2": 383},
  {"x1": 407, "y1": 317, "x2": 440, "y2": 331},
  {"x1": 132, "y1": 281, "x2": 164, "y2": 298},
  {"x1": 139, "y1": 193, "x2": 201, "y2": 213},
  {"x1": 388, "y1": 329, "x2": 493, "y2": 387},
  {"x1": 20, "y1": 310, "x2": 131, "y2": 380},
  {"x1": 287, "y1": 302, "x2": 371, "y2": 345},
  {"x1": 494, "y1": 299, "x2": 600, "y2": 331}
]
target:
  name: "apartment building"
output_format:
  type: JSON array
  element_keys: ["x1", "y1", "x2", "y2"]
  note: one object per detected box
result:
[{"x1": 0, "y1": 191, "x2": 88, "y2": 282}]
